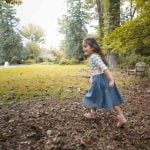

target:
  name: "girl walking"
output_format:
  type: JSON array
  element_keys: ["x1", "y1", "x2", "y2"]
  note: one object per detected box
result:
[{"x1": 83, "y1": 38, "x2": 127, "y2": 127}]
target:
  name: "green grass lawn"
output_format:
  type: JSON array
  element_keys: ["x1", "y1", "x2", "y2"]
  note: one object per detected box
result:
[{"x1": 0, "y1": 65, "x2": 89, "y2": 105}]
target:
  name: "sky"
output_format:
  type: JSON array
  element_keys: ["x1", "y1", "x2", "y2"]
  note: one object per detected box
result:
[
  {"x1": 16, "y1": 0, "x2": 67, "y2": 48},
  {"x1": 15, "y1": 1, "x2": 129, "y2": 49}
]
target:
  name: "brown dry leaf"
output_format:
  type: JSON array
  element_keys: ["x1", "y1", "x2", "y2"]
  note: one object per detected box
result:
[{"x1": 81, "y1": 139, "x2": 92, "y2": 146}]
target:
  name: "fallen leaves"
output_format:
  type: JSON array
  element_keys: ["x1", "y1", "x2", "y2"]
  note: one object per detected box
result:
[{"x1": 0, "y1": 70, "x2": 149, "y2": 149}]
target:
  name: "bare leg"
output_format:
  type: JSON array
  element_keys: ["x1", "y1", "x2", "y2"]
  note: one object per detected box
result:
[
  {"x1": 114, "y1": 105, "x2": 127, "y2": 127},
  {"x1": 114, "y1": 106, "x2": 123, "y2": 115},
  {"x1": 84, "y1": 107, "x2": 97, "y2": 119},
  {"x1": 91, "y1": 107, "x2": 97, "y2": 113}
]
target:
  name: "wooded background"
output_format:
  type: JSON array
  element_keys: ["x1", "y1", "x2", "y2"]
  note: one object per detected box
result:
[{"x1": 0, "y1": 0, "x2": 150, "y2": 68}]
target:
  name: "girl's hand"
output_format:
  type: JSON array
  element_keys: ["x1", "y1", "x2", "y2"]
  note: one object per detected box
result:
[{"x1": 109, "y1": 80, "x2": 115, "y2": 87}]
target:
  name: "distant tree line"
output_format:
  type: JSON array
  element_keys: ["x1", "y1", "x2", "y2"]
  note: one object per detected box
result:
[{"x1": 0, "y1": 1, "x2": 47, "y2": 65}]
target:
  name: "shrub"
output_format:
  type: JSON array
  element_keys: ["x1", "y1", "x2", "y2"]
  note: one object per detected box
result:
[
  {"x1": 40, "y1": 62, "x2": 51, "y2": 65},
  {"x1": 104, "y1": 2, "x2": 150, "y2": 56},
  {"x1": 118, "y1": 53, "x2": 150, "y2": 69},
  {"x1": 36, "y1": 57, "x2": 44, "y2": 63},
  {"x1": 24, "y1": 59, "x2": 35, "y2": 64},
  {"x1": 59, "y1": 58, "x2": 79, "y2": 65},
  {"x1": 82, "y1": 59, "x2": 88, "y2": 66},
  {"x1": 47, "y1": 58, "x2": 52, "y2": 62},
  {"x1": 10, "y1": 56, "x2": 21, "y2": 64}
]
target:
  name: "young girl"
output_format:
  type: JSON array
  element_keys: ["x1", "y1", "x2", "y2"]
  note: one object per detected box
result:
[{"x1": 83, "y1": 38, "x2": 127, "y2": 127}]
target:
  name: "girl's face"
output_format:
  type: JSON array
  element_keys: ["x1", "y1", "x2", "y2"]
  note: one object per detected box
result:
[{"x1": 83, "y1": 42, "x2": 94, "y2": 56}]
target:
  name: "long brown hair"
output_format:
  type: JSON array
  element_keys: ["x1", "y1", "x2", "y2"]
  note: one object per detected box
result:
[{"x1": 83, "y1": 37, "x2": 108, "y2": 65}]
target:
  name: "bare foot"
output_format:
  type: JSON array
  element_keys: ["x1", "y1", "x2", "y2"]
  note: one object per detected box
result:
[
  {"x1": 84, "y1": 112, "x2": 97, "y2": 119},
  {"x1": 117, "y1": 114, "x2": 127, "y2": 128}
]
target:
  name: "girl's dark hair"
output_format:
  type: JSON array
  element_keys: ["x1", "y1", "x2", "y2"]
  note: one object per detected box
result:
[{"x1": 83, "y1": 37, "x2": 108, "y2": 65}]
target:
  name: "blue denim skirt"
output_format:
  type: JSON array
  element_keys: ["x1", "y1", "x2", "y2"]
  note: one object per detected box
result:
[{"x1": 83, "y1": 73, "x2": 124, "y2": 110}]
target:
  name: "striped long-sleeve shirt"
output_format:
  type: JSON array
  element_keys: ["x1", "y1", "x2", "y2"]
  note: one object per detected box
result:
[{"x1": 89, "y1": 53, "x2": 108, "y2": 75}]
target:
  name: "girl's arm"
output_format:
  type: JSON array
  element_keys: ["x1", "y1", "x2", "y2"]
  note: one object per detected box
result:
[{"x1": 104, "y1": 69, "x2": 115, "y2": 87}]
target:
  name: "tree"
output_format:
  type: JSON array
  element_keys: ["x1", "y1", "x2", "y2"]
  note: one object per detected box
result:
[
  {"x1": 105, "y1": 1, "x2": 150, "y2": 56},
  {"x1": 21, "y1": 24, "x2": 45, "y2": 44},
  {"x1": 134, "y1": 0, "x2": 148, "y2": 9},
  {"x1": 25, "y1": 42, "x2": 41, "y2": 60},
  {"x1": 95, "y1": 0, "x2": 104, "y2": 40},
  {"x1": 0, "y1": 1, "x2": 24, "y2": 64},
  {"x1": 1, "y1": 0, "x2": 22, "y2": 5},
  {"x1": 120, "y1": 0, "x2": 148, "y2": 24},
  {"x1": 59, "y1": 0, "x2": 88, "y2": 61},
  {"x1": 21, "y1": 24, "x2": 45, "y2": 61},
  {"x1": 85, "y1": 0, "x2": 120, "y2": 45}
]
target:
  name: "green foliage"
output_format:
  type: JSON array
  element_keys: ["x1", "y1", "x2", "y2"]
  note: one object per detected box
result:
[
  {"x1": 21, "y1": 24, "x2": 46, "y2": 62},
  {"x1": 25, "y1": 42, "x2": 41, "y2": 60},
  {"x1": 2, "y1": 0, "x2": 22, "y2": 5},
  {"x1": 118, "y1": 53, "x2": 150, "y2": 68},
  {"x1": 49, "y1": 48, "x2": 62, "y2": 64},
  {"x1": 92, "y1": 0, "x2": 120, "y2": 44},
  {"x1": 134, "y1": 0, "x2": 148, "y2": 9},
  {"x1": 24, "y1": 59, "x2": 35, "y2": 65},
  {"x1": 103, "y1": 0, "x2": 120, "y2": 33},
  {"x1": 10, "y1": 56, "x2": 21, "y2": 64},
  {"x1": 59, "y1": 58, "x2": 79, "y2": 65},
  {"x1": 36, "y1": 56, "x2": 44, "y2": 63},
  {"x1": 0, "y1": 1, "x2": 24, "y2": 64},
  {"x1": 50, "y1": 47, "x2": 80, "y2": 65},
  {"x1": 21, "y1": 24, "x2": 45, "y2": 44},
  {"x1": 105, "y1": 2, "x2": 150, "y2": 56},
  {"x1": 59, "y1": 0, "x2": 88, "y2": 61},
  {"x1": 82, "y1": 59, "x2": 88, "y2": 65}
]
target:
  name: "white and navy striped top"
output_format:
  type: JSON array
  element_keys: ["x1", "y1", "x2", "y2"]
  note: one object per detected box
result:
[{"x1": 89, "y1": 53, "x2": 108, "y2": 75}]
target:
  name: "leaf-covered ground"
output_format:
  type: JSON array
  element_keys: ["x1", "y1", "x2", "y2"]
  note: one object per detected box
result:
[{"x1": 0, "y1": 65, "x2": 150, "y2": 150}]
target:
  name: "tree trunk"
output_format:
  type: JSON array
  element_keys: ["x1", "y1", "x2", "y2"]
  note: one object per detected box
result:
[
  {"x1": 109, "y1": 0, "x2": 120, "y2": 32},
  {"x1": 96, "y1": 0, "x2": 104, "y2": 41}
]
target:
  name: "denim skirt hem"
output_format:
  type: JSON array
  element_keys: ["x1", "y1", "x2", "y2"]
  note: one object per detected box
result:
[
  {"x1": 83, "y1": 73, "x2": 124, "y2": 110},
  {"x1": 83, "y1": 101, "x2": 124, "y2": 110}
]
